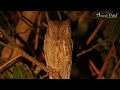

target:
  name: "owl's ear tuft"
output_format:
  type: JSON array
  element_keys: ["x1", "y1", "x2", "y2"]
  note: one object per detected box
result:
[
  {"x1": 64, "y1": 19, "x2": 70, "y2": 26},
  {"x1": 47, "y1": 20, "x2": 54, "y2": 26}
]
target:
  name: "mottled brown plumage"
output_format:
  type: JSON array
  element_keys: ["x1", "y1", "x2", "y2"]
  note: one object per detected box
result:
[{"x1": 44, "y1": 19, "x2": 73, "y2": 79}]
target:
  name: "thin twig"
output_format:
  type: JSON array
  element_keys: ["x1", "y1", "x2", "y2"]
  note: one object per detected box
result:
[
  {"x1": 34, "y1": 12, "x2": 42, "y2": 50},
  {"x1": 0, "y1": 11, "x2": 14, "y2": 33},
  {"x1": 42, "y1": 22, "x2": 48, "y2": 27},
  {"x1": 77, "y1": 39, "x2": 109, "y2": 57},
  {"x1": 79, "y1": 11, "x2": 90, "y2": 23},
  {"x1": 88, "y1": 64, "x2": 96, "y2": 76},
  {"x1": 39, "y1": 74, "x2": 48, "y2": 79},
  {"x1": 57, "y1": 11, "x2": 62, "y2": 20},
  {"x1": 0, "y1": 41, "x2": 14, "y2": 49},
  {"x1": 97, "y1": 43, "x2": 115, "y2": 79},
  {"x1": 45, "y1": 11, "x2": 50, "y2": 21},
  {"x1": 111, "y1": 59, "x2": 120, "y2": 79},
  {"x1": 89, "y1": 60, "x2": 100, "y2": 75},
  {"x1": 16, "y1": 11, "x2": 39, "y2": 34},
  {"x1": 89, "y1": 60, "x2": 104, "y2": 79},
  {"x1": 0, "y1": 26, "x2": 16, "y2": 46},
  {"x1": 19, "y1": 15, "x2": 33, "y2": 28},
  {"x1": 0, "y1": 54, "x2": 22, "y2": 70},
  {"x1": 86, "y1": 20, "x2": 104, "y2": 45}
]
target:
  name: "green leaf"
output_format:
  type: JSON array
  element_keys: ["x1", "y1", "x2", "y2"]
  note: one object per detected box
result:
[
  {"x1": 13, "y1": 66, "x2": 25, "y2": 79},
  {"x1": 24, "y1": 64, "x2": 34, "y2": 79},
  {"x1": 13, "y1": 63, "x2": 34, "y2": 79}
]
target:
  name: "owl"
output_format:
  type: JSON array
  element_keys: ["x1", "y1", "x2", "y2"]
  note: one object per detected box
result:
[{"x1": 44, "y1": 19, "x2": 73, "y2": 79}]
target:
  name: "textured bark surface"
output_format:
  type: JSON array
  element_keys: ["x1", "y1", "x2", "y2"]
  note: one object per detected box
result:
[{"x1": 44, "y1": 19, "x2": 73, "y2": 79}]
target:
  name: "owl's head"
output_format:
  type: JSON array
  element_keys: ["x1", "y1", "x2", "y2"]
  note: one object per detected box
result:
[
  {"x1": 47, "y1": 19, "x2": 71, "y2": 39},
  {"x1": 58, "y1": 19, "x2": 71, "y2": 39}
]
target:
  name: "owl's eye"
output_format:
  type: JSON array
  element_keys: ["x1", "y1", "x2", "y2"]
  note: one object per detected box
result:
[
  {"x1": 61, "y1": 26, "x2": 66, "y2": 32},
  {"x1": 62, "y1": 29, "x2": 65, "y2": 32},
  {"x1": 51, "y1": 28, "x2": 57, "y2": 33},
  {"x1": 48, "y1": 27, "x2": 57, "y2": 37}
]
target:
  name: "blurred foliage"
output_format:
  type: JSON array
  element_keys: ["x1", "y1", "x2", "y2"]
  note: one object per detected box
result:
[
  {"x1": 13, "y1": 62, "x2": 34, "y2": 79},
  {"x1": 0, "y1": 11, "x2": 120, "y2": 79},
  {"x1": 103, "y1": 18, "x2": 120, "y2": 42}
]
